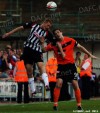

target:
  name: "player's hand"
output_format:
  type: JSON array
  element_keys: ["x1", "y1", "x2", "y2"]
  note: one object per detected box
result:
[
  {"x1": 40, "y1": 37, "x2": 45, "y2": 44},
  {"x1": 62, "y1": 52, "x2": 66, "y2": 59},
  {"x1": 90, "y1": 54, "x2": 98, "y2": 59},
  {"x1": 2, "y1": 33, "x2": 9, "y2": 38}
]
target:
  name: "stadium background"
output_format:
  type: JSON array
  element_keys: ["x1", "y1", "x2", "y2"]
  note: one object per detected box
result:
[{"x1": 0, "y1": 0, "x2": 100, "y2": 100}]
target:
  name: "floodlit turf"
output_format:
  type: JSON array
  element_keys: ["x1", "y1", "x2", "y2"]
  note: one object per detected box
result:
[{"x1": 0, "y1": 99, "x2": 99, "y2": 113}]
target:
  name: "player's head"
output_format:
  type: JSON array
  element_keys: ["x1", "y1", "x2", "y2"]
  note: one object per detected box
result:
[
  {"x1": 76, "y1": 51, "x2": 81, "y2": 57},
  {"x1": 41, "y1": 18, "x2": 52, "y2": 30},
  {"x1": 53, "y1": 28, "x2": 63, "y2": 40},
  {"x1": 84, "y1": 53, "x2": 90, "y2": 59}
]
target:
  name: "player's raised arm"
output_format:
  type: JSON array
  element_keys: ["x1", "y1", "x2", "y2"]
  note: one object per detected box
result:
[
  {"x1": 56, "y1": 42, "x2": 65, "y2": 59},
  {"x1": 41, "y1": 39, "x2": 47, "y2": 53},
  {"x1": 76, "y1": 43, "x2": 97, "y2": 59},
  {"x1": 2, "y1": 26, "x2": 24, "y2": 38}
]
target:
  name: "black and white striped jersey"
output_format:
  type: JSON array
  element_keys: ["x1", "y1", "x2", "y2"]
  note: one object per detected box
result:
[{"x1": 23, "y1": 22, "x2": 47, "y2": 53}]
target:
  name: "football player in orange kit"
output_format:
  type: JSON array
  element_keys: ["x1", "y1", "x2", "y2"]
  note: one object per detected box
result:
[{"x1": 42, "y1": 28, "x2": 97, "y2": 111}]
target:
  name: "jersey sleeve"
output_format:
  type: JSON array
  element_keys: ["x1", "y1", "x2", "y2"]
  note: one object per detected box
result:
[
  {"x1": 22, "y1": 21, "x2": 34, "y2": 29},
  {"x1": 71, "y1": 38, "x2": 78, "y2": 47},
  {"x1": 75, "y1": 41, "x2": 78, "y2": 47}
]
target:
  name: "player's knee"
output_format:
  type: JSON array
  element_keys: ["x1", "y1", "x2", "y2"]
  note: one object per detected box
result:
[
  {"x1": 72, "y1": 80, "x2": 79, "y2": 90},
  {"x1": 40, "y1": 67, "x2": 45, "y2": 74},
  {"x1": 25, "y1": 64, "x2": 33, "y2": 75},
  {"x1": 38, "y1": 63, "x2": 45, "y2": 74},
  {"x1": 56, "y1": 79, "x2": 63, "y2": 88},
  {"x1": 56, "y1": 84, "x2": 62, "y2": 88}
]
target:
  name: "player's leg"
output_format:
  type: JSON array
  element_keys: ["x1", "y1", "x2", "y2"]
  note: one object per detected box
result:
[
  {"x1": 70, "y1": 63, "x2": 82, "y2": 110},
  {"x1": 53, "y1": 78, "x2": 63, "y2": 110},
  {"x1": 21, "y1": 47, "x2": 36, "y2": 95},
  {"x1": 53, "y1": 64, "x2": 65, "y2": 110},
  {"x1": 72, "y1": 80, "x2": 82, "y2": 110},
  {"x1": 25, "y1": 63, "x2": 36, "y2": 94},
  {"x1": 37, "y1": 62, "x2": 49, "y2": 90}
]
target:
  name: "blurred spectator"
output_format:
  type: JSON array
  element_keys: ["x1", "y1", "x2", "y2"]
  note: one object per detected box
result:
[
  {"x1": 8, "y1": 49, "x2": 17, "y2": 69},
  {"x1": 13, "y1": 49, "x2": 17, "y2": 56},
  {"x1": 13, "y1": 54, "x2": 29, "y2": 103},
  {"x1": 0, "y1": 50, "x2": 14, "y2": 81},
  {"x1": 0, "y1": 67, "x2": 10, "y2": 78},
  {"x1": 98, "y1": 75, "x2": 100, "y2": 96},
  {"x1": 0, "y1": 50, "x2": 3, "y2": 71},
  {"x1": 80, "y1": 54, "x2": 92, "y2": 99},
  {"x1": 1, "y1": 51, "x2": 9, "y2": 72},
  {"x1": 90, "y1": 73, "x2": 97, "y2": 97},
  {"x1": 75, "y1": 51, "x2": 82, "y2": 90},
  {"x1": 17, "y1": 49, "x2": 23, "y2": 57},
  {"x1": 90, "y1": 73, "x2": 100, "y2": 97},
  {"x1": 0, "y1": 67, "x2": 13, "y2": 81},
  {"x1": 46, "y1": 57, "x2": 57, "y2": 102}
]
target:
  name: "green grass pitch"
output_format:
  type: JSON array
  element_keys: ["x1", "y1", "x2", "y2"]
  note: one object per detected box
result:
[{"x1": 0, "y1": 99, "x2": 99, "y2": 113}]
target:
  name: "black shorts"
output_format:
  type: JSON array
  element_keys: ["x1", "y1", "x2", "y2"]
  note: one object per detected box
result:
[
  {"x1": 21, "y1": 47, "x2": 43, "y2": 65},
  {"x1": 57, "y1": 63, "x2": 78, "y2": 82}
]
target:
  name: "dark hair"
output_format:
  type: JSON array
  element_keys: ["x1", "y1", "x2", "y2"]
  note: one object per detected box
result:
[
  {"x1": 52, "y1": 28, "x2": 61, "y2": 35},
  {"x1": 76, "y1": 51, "x2": 81, "y2": 56}
]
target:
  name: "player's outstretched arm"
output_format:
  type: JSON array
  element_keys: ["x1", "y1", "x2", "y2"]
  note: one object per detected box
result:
[
  {"x1": 2, "y1": 26, "x2": 24, "y2": 38},
  {"x1": 56, "y1": 42, "x2": 65, "y2": 59},
  {"x1": 77, "y1": 43, "x2": 98, "y2": 59}
]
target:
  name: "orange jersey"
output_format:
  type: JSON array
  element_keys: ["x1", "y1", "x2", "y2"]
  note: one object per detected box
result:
[{"x1": 45, "y1": 36, "x2": 77, "y2": 64}]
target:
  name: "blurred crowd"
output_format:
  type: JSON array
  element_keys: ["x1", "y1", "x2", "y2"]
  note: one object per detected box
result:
[
  {"x1": 0, "y1": 45, "x2": 22, "y2": 81},
  {"x1": 0, "y1": 45, "x2": 100, "y2": 99},
  {"x1": 75, "y1": 51, "x2": 100, "y2": 99}
]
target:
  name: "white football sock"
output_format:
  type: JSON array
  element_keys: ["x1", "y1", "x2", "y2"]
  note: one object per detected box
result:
[
  {"x1": 42, "y1": 73, "x2": 49, "y2": 86},
  {"x1": 28, "y1": 77, "x2": 36, "y2": 93}
]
